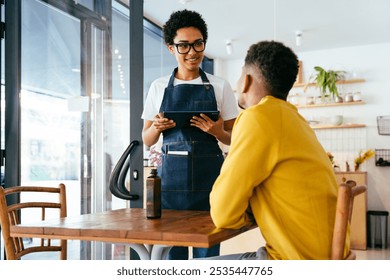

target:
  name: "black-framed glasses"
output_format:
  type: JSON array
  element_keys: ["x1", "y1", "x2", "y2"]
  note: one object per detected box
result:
[{"x1": 172, "y1": 40, "x2": 206, "y2": 54}]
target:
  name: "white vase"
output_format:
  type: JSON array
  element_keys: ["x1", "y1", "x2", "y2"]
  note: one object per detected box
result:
[
  {"x1": 330, "y1": 115, "x2": 343, "y2": 125},
  {"x1": 353, "y1": 92, "x2": 362, "y2": 101}
]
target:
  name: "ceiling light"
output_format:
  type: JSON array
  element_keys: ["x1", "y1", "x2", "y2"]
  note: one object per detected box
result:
[
  {"x1": 179, "y1": 0, "x2": 192, "y2": 4},
  {"x1": 295, "y1": 30, "x2": 302, "y2": 46},
  {"x1": 226, "y1": 40, "x2": 233, "y2": 55}
]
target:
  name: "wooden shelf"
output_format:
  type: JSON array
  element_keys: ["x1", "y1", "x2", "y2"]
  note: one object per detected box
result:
[
  {"x1": 293, "y1": 78, "x2": 365, "y2": 88},
  {"x1": 297, "y1": 101, "x2": 365, "y2": 108},
  {"x1": 310, "y1": 124, "x2": 366, "y2": 130}
]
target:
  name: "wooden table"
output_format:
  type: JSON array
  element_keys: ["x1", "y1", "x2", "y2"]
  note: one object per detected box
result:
[{"x1": 10, "y1": 208, "x2": 256, "y2": 260}]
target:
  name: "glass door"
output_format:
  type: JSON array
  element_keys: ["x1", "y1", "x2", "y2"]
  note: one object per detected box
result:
[
  {"x1": 21, "y1": 0, "x2": 82, "y2": 215},
  {"x1": 2, "y1": 0, "x2": 146, "y2": 260},
  {"x1": 17, "y1": 0, "x2": 128, "y2": 259},
  {"x1": 21, "y1": 0, "x2": 85, "y2": 259},
  {"x1": 0, "y1": 1, "x2": 4, "y2": 186},
  {"x1": 0, "y1": 0, "x2": 4, "y2": 260}
]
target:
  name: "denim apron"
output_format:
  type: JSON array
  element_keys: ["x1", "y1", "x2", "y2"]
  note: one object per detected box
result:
[{"x1": 159, "y1": 68, "x2": 223, "y2": 259}]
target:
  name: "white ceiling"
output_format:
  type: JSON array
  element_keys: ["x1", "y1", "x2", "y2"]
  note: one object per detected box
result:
[{"x1": 144, "y1": 0, "x2": 390, "y2": 60}]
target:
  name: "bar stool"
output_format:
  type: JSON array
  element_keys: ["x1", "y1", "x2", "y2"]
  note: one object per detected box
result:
[{"x1": 367, "y1": 210, "x2": 389, "y2": 249}]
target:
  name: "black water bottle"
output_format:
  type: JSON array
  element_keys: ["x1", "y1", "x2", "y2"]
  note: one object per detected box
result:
[{"x1": 146, "y1": 168, "x2": 161, "y2": 219}]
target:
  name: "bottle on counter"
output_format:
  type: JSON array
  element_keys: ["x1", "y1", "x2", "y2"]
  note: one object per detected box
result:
[
  {"x1": 346, "y1": 161, "x2": 350, "y2": 172},
  {"x1": 146, "y1": 168, "x2": 161, "y2": 219}
]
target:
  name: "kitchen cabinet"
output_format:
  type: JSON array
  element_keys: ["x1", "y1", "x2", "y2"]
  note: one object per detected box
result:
[{"x1": 335, "y1": 171, "x2": 367, "y2": 250}]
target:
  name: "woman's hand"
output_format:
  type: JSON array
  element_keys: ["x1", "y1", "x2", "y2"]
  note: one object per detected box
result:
[
  {"x1": 142, "y1": 113, "x2": 176, "y2": 147},
  {"x1": 191, "y1": 115, "x2": 235, "y2": 145},
  {"x1": 152, "y1": 113, "x2": 176, "y2": 133},
  {"x1": 190, "y1": 114, "x2": 224, "y2": 137}
]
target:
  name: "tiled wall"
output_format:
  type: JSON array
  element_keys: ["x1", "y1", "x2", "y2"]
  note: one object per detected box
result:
[{"x1": 315, "y1": 127, "x2": 367, "y2": 171}]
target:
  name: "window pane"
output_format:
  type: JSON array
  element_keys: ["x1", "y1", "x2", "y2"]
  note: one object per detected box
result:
[{"x1": 77, "y1": 0, "x2": 94, "y2": 11}]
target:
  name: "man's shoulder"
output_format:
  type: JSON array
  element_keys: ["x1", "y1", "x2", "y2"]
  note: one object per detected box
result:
[{"x1": 236, "y1": 102, "x2": 274, "y2": 125}]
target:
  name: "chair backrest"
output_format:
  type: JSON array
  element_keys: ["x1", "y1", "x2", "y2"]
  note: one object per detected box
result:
[
  {"x1": 0, "y1": 184, "x2": 67, "y2": 260},
  {"x1": 331, "y1": 180, "x2": 367, "y2": 260}
]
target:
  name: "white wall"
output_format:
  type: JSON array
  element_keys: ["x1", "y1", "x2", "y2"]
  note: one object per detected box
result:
[{"x1": 214, "y1": 43, "x2": 390, "y2": 241}]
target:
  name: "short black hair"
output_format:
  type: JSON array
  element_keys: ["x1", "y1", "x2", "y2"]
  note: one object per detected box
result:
[
  {"x1": 245, "y1": 41, "x2": 299, "y2": 100},
  {"x1": 163, "y1": 9, "x2": 208, "y2": 45}
]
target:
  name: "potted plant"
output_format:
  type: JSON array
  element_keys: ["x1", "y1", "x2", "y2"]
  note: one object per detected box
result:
[{"x1": 304, "y1": 66, "x2": 346, "y2": 101}]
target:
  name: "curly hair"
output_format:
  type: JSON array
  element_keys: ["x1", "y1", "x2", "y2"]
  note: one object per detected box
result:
[
  {"x1": 245, "y1": 41, "x2": 299, "y2": 100},
  {"x1": 163, "y1": 9, "x2": 208, "y2": 45}
]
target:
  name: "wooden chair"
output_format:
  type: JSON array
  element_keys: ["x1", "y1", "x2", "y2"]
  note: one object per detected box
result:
[
  {"x1": 331, "y1": 180, "x2": 367, "y2": 260},
  {"x1": 0, "y1": 184, "x2": 67, "y2": 260}
]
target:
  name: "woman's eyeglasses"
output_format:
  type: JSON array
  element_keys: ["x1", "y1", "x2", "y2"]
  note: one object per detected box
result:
[{"x1": 172, "y1": 40, "x2": 206, "y2": 54}]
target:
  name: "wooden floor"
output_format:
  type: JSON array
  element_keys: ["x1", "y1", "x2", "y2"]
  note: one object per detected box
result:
[{"x1": 355, "y1": 247, "x2": 390, "y2": 260}]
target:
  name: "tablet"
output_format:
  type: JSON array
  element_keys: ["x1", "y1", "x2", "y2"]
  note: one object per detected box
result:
[{"x1": 163, "y1": 111, "x2": 219, "y2": 128}]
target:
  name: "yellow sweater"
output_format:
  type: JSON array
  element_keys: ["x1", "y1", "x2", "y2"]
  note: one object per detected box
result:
[{"x1": 210, "y1": 96, "x2": 344, "y2": 259}]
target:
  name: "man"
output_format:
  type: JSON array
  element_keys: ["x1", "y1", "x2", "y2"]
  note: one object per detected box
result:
[{"x1": 210, "y1": 41, "x2": 345, "y2": 260}]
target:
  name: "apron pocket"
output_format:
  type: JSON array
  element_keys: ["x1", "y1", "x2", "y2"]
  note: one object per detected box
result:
[
  {"x1": 161, "y1": 153, "x2": 191, "y2": 191},
  {"x1": 193, "y1": 153, "x2": 223, "y2": 191}
]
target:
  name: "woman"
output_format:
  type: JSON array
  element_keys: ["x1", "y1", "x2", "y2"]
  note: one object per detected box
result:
[{"x1": 141, "y1": 9, "x2": 238, "y2": 259}]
